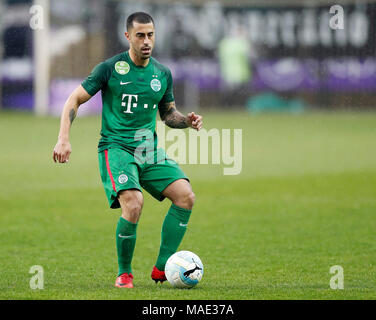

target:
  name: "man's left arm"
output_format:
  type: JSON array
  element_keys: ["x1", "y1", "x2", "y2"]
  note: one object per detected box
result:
[{"x1": 159, "y1": 101, "x2": 203, "y2": 131}]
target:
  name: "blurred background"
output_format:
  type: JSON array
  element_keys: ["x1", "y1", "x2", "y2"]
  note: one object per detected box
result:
[
  {"x1": 1, "y1": 0, "x2": 376, "y2": 300},
  {"x1": 1, "y1": 0, "x2": 375, "y2": 115}
]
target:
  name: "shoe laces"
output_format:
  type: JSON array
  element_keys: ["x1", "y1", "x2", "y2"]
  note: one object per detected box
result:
[{"x1": 119, "y1": 273, "x2": 133, "y2": 281}]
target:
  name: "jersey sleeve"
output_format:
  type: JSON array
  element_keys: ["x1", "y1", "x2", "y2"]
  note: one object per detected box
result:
[
  {"x1": 81, "y1": 62, "x2": 111, "y2": 96},
  {"x1": 159, "y1": 69, "x2": 175, "y2": 106}
]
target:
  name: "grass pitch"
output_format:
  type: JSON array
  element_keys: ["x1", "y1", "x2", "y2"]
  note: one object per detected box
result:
[{"x1": 0, "y1": 110, "x2": 375, "y2": 300}]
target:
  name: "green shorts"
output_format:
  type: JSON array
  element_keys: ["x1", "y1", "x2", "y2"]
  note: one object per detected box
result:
[{"x1": 98, "y1": 147, "x2": 189, "y2": 209}]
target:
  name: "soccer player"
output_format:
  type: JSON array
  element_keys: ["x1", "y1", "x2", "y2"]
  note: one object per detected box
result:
[{"x1": 52, "y1": 12, "x2": 203, "y2": 288}]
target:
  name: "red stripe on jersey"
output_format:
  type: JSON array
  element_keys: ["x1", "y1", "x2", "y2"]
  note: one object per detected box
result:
[{"x1": 104, "y1": 149, "x2": 117, "y2": 193}]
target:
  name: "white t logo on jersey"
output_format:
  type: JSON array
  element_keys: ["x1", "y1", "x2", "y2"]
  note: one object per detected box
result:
[{"x1": 122, "y1": 94, "x2": 138, "y2": 114}]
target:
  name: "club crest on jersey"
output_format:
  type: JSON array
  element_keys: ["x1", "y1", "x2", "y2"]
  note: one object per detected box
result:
[
  {"x1": 150, "y1": 79, "x2": 161, "y2": 92},
  {"x1": 115, "y1": 61, "x2": 130, "y2": 75},
  {"x1": 118, "y1": 174, "x2": 128, "y2": 184}
]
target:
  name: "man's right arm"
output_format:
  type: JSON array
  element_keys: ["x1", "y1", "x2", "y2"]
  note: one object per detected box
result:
[{"x1": 52, "y1": 85, "x2": 92, "y2": 163}]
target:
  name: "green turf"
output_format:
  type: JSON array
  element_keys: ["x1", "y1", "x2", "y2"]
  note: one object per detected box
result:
[{"x1": 0, "y1": 110, "x2": 375, "y2": 299}]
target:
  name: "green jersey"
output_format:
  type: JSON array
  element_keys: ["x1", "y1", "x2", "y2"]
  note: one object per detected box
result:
[{"x1": 81, "y1": 51, "x2": 174, "y2": 153}]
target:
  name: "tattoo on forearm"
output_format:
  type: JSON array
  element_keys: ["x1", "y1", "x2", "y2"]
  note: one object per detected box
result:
[
  {"x1": 159, "y1": 102, "x2": 188, "y2": 129},
  {"x1": 165, "y1": 110, "x2": 188, "y2": 128},
  {"x1": 69, "y1": 108, "x2": 76, "y2": 125}
]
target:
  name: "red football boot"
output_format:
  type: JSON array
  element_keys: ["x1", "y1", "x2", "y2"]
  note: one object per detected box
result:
[
  {"x1": 151, "y1": 266, "x2": 167, "y2": 283},
  {"x1": 115, "y1": 273, "x2": 134, "y2": 288}
]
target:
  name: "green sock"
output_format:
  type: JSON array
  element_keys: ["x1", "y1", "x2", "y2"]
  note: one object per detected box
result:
[
  {"x1": 116, "y1": 216, "x2": 137, "y2": 276},
  {"x1": 155, "y1": 203, "x2": 192, "y2": 271}
]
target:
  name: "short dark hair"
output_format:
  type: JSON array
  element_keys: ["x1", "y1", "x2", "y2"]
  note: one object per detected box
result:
[{"x1": 126, "y1": 12, "x2": 154, "y2": 31}]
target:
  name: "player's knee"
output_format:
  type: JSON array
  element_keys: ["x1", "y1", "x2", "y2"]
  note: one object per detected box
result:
[
  {"x1": 187, "y1": 191, "x2": 195, "y2": 208},
  {"x1": 177, "y1": 190, "x2": 195, "y2": 210},
  {"x1": 119, "y1": 190, "x2": 143, "y2": 222},
  {"x1": 126, "y1": 199, "x2": 143, "y2": 215},
  {"x1": 122, "y1": 199, "x2": 143, "y2": 222}
]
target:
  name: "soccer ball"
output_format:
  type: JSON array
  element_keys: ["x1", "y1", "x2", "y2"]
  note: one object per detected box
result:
[{"x1": 165, "y1": 251, "x2": 204, "y2": 288}]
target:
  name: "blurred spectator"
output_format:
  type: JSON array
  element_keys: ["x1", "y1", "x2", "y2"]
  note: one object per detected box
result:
[{"x1": 218, "y1": 25, "x2": 252, "y2": 107}]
